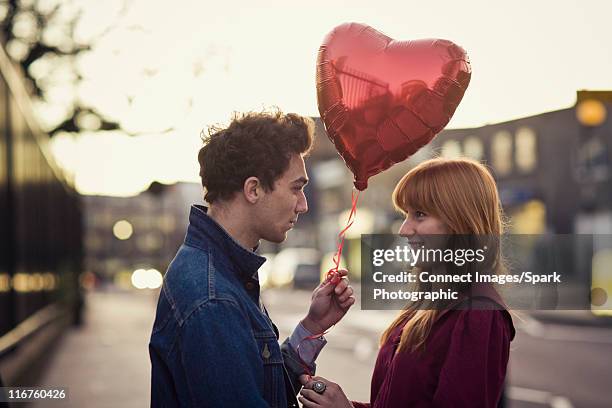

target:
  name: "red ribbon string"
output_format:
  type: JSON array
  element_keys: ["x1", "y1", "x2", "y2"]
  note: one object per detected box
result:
[
  {"x1": 297, "y1": 189, "x2": 361, "y2": 379},
  {"x1": 326, "y1": 189, "x2": 361, "y2": 284},
  {"x1": 296, "y1": 329, "x2": 332, "y2": 379}
]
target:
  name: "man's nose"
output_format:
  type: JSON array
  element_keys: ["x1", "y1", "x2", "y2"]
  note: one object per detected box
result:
[{"x1": 296, "y1": 192, "x2": 308, "y2": 214}]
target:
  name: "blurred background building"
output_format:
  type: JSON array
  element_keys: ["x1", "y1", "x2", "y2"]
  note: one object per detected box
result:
[{"x1": 82, "y1": 182, "x2": 202, "y2": 290}]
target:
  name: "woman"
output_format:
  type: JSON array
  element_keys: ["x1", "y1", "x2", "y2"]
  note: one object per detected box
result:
[{"x1": 300, "y1": 158, "x2": 515, "y2": 408}]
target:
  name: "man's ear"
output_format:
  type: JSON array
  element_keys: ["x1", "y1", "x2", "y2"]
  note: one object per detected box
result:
[{"x1": 243, "y1": 176, "x2": 262, "y2": 204}]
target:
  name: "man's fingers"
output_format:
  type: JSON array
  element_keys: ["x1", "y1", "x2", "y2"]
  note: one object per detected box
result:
[
  {"x1": 340, "y1": 296, "x2": 356, "y2": 310},
  {"x1": 315, "y1": 280, "x2": 335, "y2": 296},
  {"x1": 299, "y1": 374, "x2": 311, "y2": 386},
  {"x1": 334, "y1": 277, "x2": 349, "y2": 294},
  {"x1": 337, "y1": 286, "x2": 354, "y2": 302},
  {"x1": 336, "y1": 268, "x2": 349, "y2": 277}
]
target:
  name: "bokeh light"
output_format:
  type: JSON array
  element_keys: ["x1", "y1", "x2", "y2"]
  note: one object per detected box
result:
[
  {"x1": 113, "y1": 219, "x2": 133, "y2": 240},
  {"x1": 576, "y1": 99, "x2": 607, "y2": 126},
  {"x1": 131, "y1": 268, "x2": 163, "y2": 290}
]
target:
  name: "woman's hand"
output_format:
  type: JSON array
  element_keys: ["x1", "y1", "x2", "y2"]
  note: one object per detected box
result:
[{"x1": 299, "y1": 375, "x2": 354, "y2": 408}]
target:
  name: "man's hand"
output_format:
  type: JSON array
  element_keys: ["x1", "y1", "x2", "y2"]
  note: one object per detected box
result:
[{"x1": 301, "y1": 269, "x2": 355, "y2": 334}]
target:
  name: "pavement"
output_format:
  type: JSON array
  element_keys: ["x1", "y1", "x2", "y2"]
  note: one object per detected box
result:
[{"x1": 32, "y1": 290, "x2": 158, "y2": 408}]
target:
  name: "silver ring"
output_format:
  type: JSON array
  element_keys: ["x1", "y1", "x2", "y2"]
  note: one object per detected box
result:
[{"x1": 312, "y1": 380, "x2": 326, "y2": 394}]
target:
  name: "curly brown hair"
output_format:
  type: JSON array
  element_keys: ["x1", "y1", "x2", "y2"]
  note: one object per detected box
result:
[{"x1": 198, "y1": 110, "x2": 315, "y2": 203}]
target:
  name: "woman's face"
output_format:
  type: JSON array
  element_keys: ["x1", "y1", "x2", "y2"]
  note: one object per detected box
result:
[
  {"x1": 398, "y1": 206, "x2": 450, "y2": 268},
  {"x1": 398, "y1": 206, "x2": 450, "y2": 237}
]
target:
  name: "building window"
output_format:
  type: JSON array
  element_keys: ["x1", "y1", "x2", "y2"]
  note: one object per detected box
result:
[
  {"x1": 492, "y1": 130, "x2": 513, "y2": 176},
  {"x1": 441, "y1": 139, "x2": 462, "y2": 159},
  {"x1": 515, "y1": 127, "x2": 537, "y2": 173},
  {"x1": 575, "y1": 133, "x2": 610, "y2": 182},
  {"x1": 464, "y1": 136, "x2": 484, "y2": 160}
]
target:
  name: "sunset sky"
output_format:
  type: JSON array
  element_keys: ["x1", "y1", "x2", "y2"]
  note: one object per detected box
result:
[{"x1": 44, "y1": 0, "x2": 612, "y2": 196}]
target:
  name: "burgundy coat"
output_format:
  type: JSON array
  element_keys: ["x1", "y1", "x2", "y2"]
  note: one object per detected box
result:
[{"x1": 353, "y1": 284, "x2": 515, "y2": 408}]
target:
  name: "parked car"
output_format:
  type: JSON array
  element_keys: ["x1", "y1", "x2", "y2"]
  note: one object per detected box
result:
[{"x1": 267, "y1": 248, "x2": 320, "y2": 289}]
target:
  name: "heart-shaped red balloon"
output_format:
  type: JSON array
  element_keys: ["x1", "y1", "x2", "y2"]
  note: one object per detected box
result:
[{"x1": 317, "y1": 23, "x2": 471, "y2": 190}]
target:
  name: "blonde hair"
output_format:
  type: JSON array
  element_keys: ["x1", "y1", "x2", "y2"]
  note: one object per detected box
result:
[{"x1": 381, "y1": 157, "x2": 505, "y2": 354}]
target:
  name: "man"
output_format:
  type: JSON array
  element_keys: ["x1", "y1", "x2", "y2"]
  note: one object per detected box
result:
[{"x1": 149, "y1": 111, "x2": 355, "y2": 407}]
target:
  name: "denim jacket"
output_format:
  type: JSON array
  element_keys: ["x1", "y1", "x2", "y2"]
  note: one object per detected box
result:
[{"x1": 149, "y1": 205, "x2": 313, "y2": 407}]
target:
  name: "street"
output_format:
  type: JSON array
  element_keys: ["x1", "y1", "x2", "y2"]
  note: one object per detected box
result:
[{"x1": 32, "y1": 288, "x2": 612, "y2": 407}]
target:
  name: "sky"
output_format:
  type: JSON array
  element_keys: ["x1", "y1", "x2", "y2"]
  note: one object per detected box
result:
[{"x1": 43, "y1": 0, "x2": 612, "y2": 196}]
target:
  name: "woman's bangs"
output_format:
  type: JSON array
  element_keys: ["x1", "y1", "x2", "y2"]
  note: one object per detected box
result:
[{"x1": 393, "y1": 169, "x2": 435, "y2": 215}]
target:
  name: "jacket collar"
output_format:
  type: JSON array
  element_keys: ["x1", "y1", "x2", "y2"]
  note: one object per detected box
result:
[{"x1": 185, "y1": 205, "x2": 266, "y2": 280}]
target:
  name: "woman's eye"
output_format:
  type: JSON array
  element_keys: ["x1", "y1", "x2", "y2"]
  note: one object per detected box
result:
[{"x1": 415, "y1": 211, "x2": 426, "y2": 219}]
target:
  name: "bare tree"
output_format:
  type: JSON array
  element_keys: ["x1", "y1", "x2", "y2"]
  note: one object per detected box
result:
[{"x1": 0, "y1": 0, "x2": 125, "y2": 136}]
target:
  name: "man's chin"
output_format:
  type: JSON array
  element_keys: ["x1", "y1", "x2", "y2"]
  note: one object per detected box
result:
[{"x1": 264, "y1": 232, "x2": 288, "y2": 244}]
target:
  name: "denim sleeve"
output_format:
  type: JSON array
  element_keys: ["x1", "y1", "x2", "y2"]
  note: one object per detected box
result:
[{"x1": 178, "y1": 299, "x2": 269, "y2": 408}]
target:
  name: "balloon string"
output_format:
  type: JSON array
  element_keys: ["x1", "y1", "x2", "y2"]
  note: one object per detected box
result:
[
  {"x1": 297, "y1": 188, "x2": 361, "y2": 380},
  {"x1": 326, "y1": 189, "x2": 361, "y2": 283}
]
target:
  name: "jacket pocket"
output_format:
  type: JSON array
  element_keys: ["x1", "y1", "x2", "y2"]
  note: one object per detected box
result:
[{"x1": 254, "y1": 330, "x2": 285, "y2": 408}]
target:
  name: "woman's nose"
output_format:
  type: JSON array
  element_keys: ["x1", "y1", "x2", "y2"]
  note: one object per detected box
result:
[{"x1": 398, "y1": 218, "x2": 416, "y2": 237}]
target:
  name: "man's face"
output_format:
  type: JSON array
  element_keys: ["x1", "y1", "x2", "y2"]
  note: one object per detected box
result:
[{"x1": 255, "y1": 154, "x2": 309, "y2": 243}]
